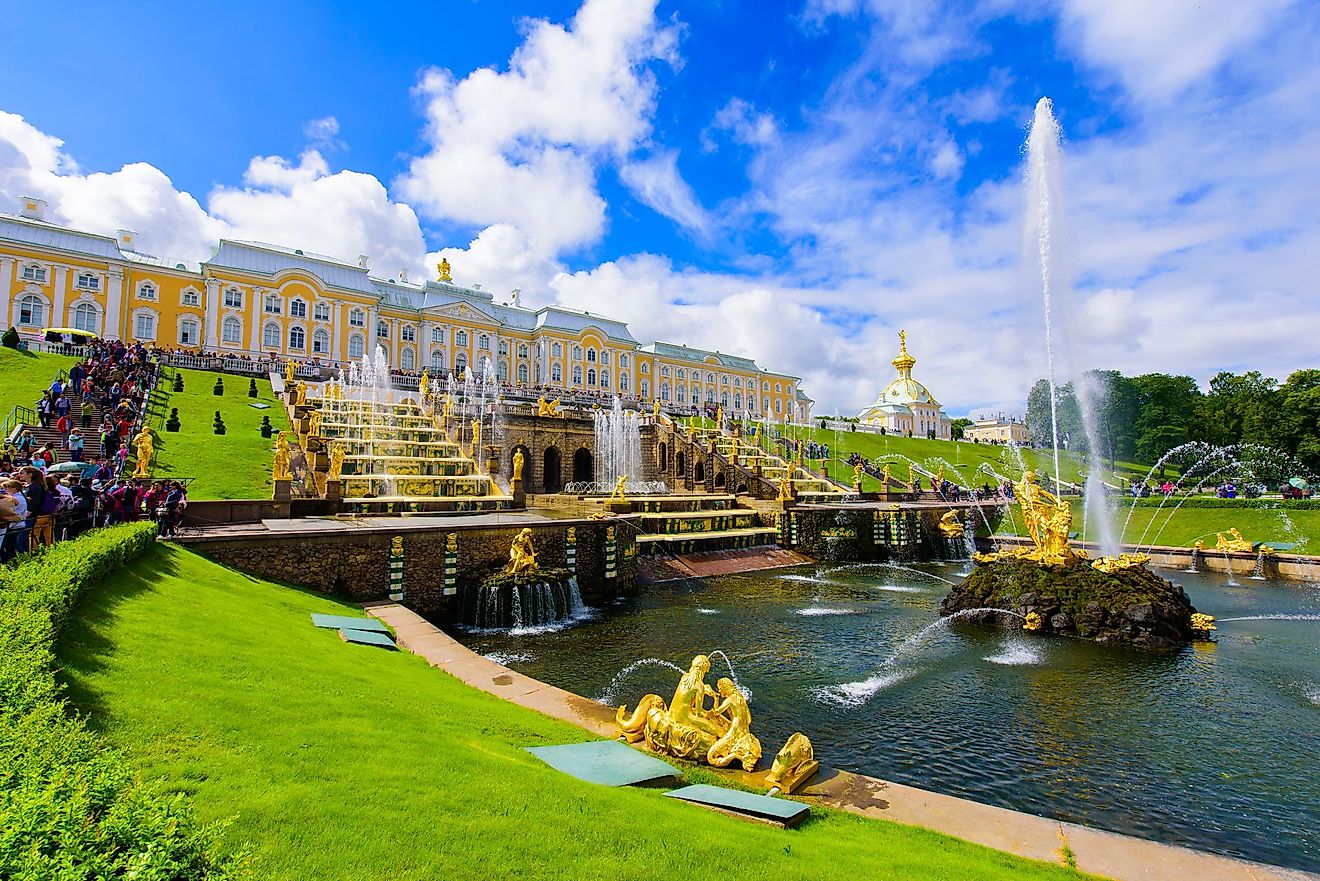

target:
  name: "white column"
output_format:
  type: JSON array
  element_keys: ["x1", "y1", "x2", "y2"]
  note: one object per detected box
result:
[
  {"x1": 250, "y1": 288, "x2": 263, "y2": 354},
  {"x1": 204, "y1": 278, "x2": 220, "y2": 349},
  {"x1": 52, "y1": 266, "x2": 67, "y2": 326},
  {"x1": 333, "y1": 302, "x2": 343, "y2": 363},
  {"x1": 367, "y1": 306, "x2": 378, "y2": 357},
  {"x1": 0, "y1": 257, "x2": 12, "y2": 320},
  {"x1": 105, "y1": 268, "x2": 124, "y2": 339}
]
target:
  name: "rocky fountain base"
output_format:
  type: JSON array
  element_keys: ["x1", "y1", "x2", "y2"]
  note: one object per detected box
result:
[
  {"x1": 940, "y1": 555, "x2": 1199, "y2": 650},
  {"x1": 459, "y1": 568, "x2": 582, "y2": 630}
]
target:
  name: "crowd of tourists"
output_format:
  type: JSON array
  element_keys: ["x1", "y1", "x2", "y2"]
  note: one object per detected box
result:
[{"x1": 0, "y1": 340, "x2": 188, "y2": 563}]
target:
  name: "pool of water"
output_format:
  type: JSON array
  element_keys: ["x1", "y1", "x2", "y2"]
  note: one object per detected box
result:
[{"x1": 455, "y1": 563, "x2": 1320, "y2": 873}]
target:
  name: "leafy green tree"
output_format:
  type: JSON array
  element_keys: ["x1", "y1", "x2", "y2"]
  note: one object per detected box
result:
[
  {"x1": 950, "y1": 418, "x2": 972, "y2": 440},
  {"x1": 1083, "y1": 369, "x2": 1138, "y2": 469},
  {"x1": 1025, "y1": 379, "x2": 1085, "y2": 451},
  {"x1": 1, "y1": 326, "x2": 19, "y2": 349},
  {"x1": 1200, "y1": 371, "x2": 1277, "y2": 448},
  {"x1": 1131, "y1": 374, "x2": 1202, "y2": 468},
  {"x1": 1273, "y1": 370, "x2": 1320, "y2": 473}
]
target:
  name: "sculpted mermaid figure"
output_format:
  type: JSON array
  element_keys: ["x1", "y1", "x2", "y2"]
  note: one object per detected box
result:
[
  {"x1": 668, "y1": 655, "x2": 722, "y2": 738},
  {"x1": 706, "y1": 678, "x2": 762, "y2": 771}
]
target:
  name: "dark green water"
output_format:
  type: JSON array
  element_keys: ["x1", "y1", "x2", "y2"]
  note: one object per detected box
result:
[{"x1": 455, "y1": 563, "x2": 1320, "y2": 872}]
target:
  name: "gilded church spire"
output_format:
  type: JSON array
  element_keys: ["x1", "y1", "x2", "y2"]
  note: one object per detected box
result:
[{"x1": 891, "y1": 329, "x2": 916, "y2": 374}]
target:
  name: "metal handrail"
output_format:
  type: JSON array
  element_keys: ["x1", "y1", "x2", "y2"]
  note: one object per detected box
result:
[{"x1": 2, "y1": 404, "x2": 36, "y2": 443}]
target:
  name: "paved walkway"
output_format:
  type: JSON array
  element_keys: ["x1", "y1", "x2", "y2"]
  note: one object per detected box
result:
[{"x1": 366, "y1": 601, "x2": 1316, "y2": 881}]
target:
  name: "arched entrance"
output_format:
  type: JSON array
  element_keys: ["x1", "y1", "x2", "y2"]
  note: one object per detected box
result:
[
  {"x1": 714, "y1": 471, "x2": 726, "y2": 489},
  {"x1": 543, "y1": 447, "x2": 562, "y2": 493},
  {"x1": 658, "y1": 441, "x2": 668, "y2": 471},
  {"x1": 695, "y1": 460, "x2": 706, "y2": 484},
  {"x1": 573, "y1": 447, "x2": 594, "y2": 484},
  {"x1": 510, "y1": 445, "x2": 531, "y2": 483},
  {"x1": 676, "y1": 451, "x2": 686, "y2": 480}
]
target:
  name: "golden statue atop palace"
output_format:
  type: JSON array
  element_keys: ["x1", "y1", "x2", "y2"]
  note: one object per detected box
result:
[
  {"x1": 437, "y1": 258, "x2": 452, "y2": 282},
  {"x1": 616, "y1": 655, "x2": 762, "y2": 771}
]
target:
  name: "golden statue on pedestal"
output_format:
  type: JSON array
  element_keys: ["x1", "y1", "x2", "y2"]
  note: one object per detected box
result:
[
  {"x1": 610, "y1": 474, "x2": 628, "y2": 503},
  {"x1": 765, "y1": 733, "x2": 819, "y2": 794},
  {"x1": 512, "y1": 448, "x2": 525, "y2": 482},
  {"x1": 419, "y1": 368, "x2": 430, "y2": 402},
  {"x1": 470, "y1": 419, "x2": 480, "y2": 459},
  {"x1": 284, "y1": 359, "x2": 295, "y2": 385},
  {"x1": 294, "y1": 381, "x2": 307, "y2": 406},
  {"x1": 328, "y1": 443, "x2": 345, "y2": 480},
  {"x1": 1215, "y1": 528, "x2": 1253, "y2": 553},
  {"x1": 616, "y1": 655, "x2": 763, "y2": 771},
  {"x1": 777, "y1": 476, "x2": 793, "y2": 502},
  {"x1": 536, "y1": 396, "x2": 561, "y2": 417},
  {"x1": 881, "y1": 463, "x2": 891, "y2": 487},
  {"x1": 853, "y1": 463, "x2": 864, "y2": 487},
  {"x1": 1013, "y1": 470, "x2": 1081, "y2": 566},
  {"x1": 308, "y1": 410, "x2": 322, "y2": 437},
  {"x1": 437, "y1": 258, "x2": 452, "y2": 282},
  {"x1": 131, "y1": 428, "x2": 154, "y2": 478},
  {"x1": 653, "y1": 399, "x2": 660, "y2": 418},
  {"x1": 938, "y1": 509, "x2": 963, "y2": 538},
  {"x1": 272, "y1": 433, "x2": 292, "y2": 481},
  {"x1": 505, "y1": 527, "x2": 538, "y2": 576}
]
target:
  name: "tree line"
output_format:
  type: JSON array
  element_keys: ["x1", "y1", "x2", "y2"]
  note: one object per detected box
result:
[{"x1": 1025, "y1": 369, "x2": 1319, "y2": 475}]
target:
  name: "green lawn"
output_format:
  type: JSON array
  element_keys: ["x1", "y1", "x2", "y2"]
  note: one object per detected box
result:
[
  {"x1": 0, "y1": 347, "x2": 78, "y2": 425},
  {"x1": 992, "y1": 502, "x2": 1319, "y2": 550},
  {"x1": 144, "y1": 367, "x2": 292, "y2": 499},
  {"x1": 56, "y1": 545, "x2": 1087, "y2": 881}
]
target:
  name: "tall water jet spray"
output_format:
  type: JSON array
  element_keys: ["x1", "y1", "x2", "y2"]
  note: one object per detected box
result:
[{"x1": 1024, "y1": 98, "x2": 1120, "y2": 557}]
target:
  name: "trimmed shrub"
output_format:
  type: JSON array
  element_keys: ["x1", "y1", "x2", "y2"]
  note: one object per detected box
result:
[
  {"x1": 0, "y1": 524, "x2": 244, "y2": 878},
  {"x1": 1, "y1": 326, "x2": 18, "y2": 349},
  {"x1": 1111, "y1": 496, "x2": 1318, "y2": 510}
]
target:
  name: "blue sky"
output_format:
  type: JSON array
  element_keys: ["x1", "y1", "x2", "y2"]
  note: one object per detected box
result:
[{"x1": 2, "y1": 0, "x2": 1316, "y2": 416}]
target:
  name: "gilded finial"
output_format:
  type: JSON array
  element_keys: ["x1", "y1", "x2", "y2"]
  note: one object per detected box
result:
[{"x1": 437, "y1": 258, "x2": 452, "y2": 282}]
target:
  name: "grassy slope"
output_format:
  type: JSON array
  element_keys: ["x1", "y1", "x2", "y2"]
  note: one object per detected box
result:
[
  {"x1": 57, "y1": 545, "x2": 1085, "y2": 881},
  {"x1": 0, "y1": 347, "x2": 78, "y2": 422},
  {"x1": 993, "y1": 503, "x2": 1319, "y2": 550},
  {"x1": 144, "y1": 367, "x2": 292, "y2": 500}
]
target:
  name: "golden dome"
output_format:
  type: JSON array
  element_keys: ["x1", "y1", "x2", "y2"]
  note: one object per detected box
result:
[{"x1": 891, "y1": 329, "x2": 916, "y2": 372}]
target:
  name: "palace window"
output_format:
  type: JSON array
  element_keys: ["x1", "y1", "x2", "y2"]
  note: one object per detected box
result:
[
  {"x1": 640, "y1": 380, "x2": 649, "y2": 397},
  {"x1": 263, "y1": 322, "x2": 281, "y2": 348},
  {"x1": 640, "y1": 362, "x2": 649, "y2": 374},
  {"x1": 456, "y1": 330, "x2": 468, "y2": 347},
  {"x1": 733, "y1": 393, "x2": 742, "y2": 409},
  {"x1": 222, "y1": 316, "x2": 242, "y2": 344},
  {"x1": 572, "y1": 365, "x2": 582, "y2": 385},
  {"x1": 498, "y1": 340, "x2": 509, "y2": 356},
  {"x1": 181, "y1": 289, "x2": 200, "y2": 306},
  {"x1": 517, "y1": 364, "x2": 528, "y2": 384},
  {"x1": 314, "y1": 302, "x2": 331, "y2": 322},
  {"x1": 619, "y1": 373, "x2": 628, "y2": 391},
  {"x1": 137, "y1": 282, "x2": 158, "y2": 302},
  {"x1": 349, "y1": 308, "x2": 365, "y2": 327},
  {"x1": 551, "y1": 364, "x2": 563, "y2": 383},
  {"x1": 264, "y1": 294, "x2": 281, "y2": 314},
  {"x1": 707, "y1": 372, "x2": 715, "y2": 383},
  {"x1": 775, "y1": 399, "x2": 782, "y2": 414},
  {"x1": 180, "y1": 317, "x2": 200, "y2": 346},
  {"x1": 401, "y1": 325, "x2": 416, "y2": 342},
  {"x1": 401, "y1": 347, "x2": 415, "y2": 370},
  {"x1": 549, "y1": 341, "x2": 561, "y2": 357},
  {"x1": 21, "y1": 264, "x2": 45, "y2": 282},
  {"x1": 289, "y1": 298, "x2": 307, "y2": 318},
  {"x1": 377, "y1": 320, "x2": 389, "y2": 339},
  {"x1": 348, "y1": 334, "x2": 365, "y2": 359},
  {"x1": 660, "y1": 366, "x2": 670, "y2": 377},
  {"x1": 224, "y1": 287, "x2": 243, "y2": 308},
  {"x1": 586, "y1": 348, "x2": 596, "y2": 363},
  {"x1": 660, "y1": 382, "x2": 670, "y2": 402},
  {"x1": 721, "y1": 392, "x2": 730, "y2": 407},
  {"x1": 676, "y1": 368, "x2": 686, "y2": 380},
  {"x1": 432, "y1": 326, "x2": 446, "y2": 343},
  {"x1": 76, "y1": 272, "x2": 99, "y2": 290},
  {"x1": 721, "y1": 374, "x2": 728, "y2": 385},
  {"x1": 600, "y1": 350, "x2": 610, "y2": 365},
  {"x1": 478, "y1": 334, "x2": 490, "y2": 350},
  {"x1": 571, "y1": 345, "x2": 581, "y2": 361},
  {"x1": 600, "y1": 369, "x2": 610, "y2": 389},
  {"x1": 517, "y1": 343, "x2": 528, "y2": 358},
  {"x1": 619, "y1": 353, "x2": 628, "y2": 368},
  {"x1": 586, "y1": 368, "x2": 596, "y2": 386},
  {"x1": 133, "y1": 312, "x2": 156, "y2": 340},
  {"x1": 498, "y1": 361, "x2": 508, "y2": 382},
  {"x1": 762, "y1": 381, "x2": 770, "y2": 391},
  {"x1": 431, "y1": 349, "x2": 445, "y2": 370},
  {"x1": 18, "y1": 294, "x2": 43, "y2": 325},
  {"x1": 776, "y1": 383, "x2": 782, "y2": 393},
  {"x1": 312, "y1": 329, "x2": 329, "y2": 354},
  {"x1": 677, "y1": 385, "x2": 687, "y2": 404},
  {"x1": 733, "y1": 377, "x2": 741, "y2": 388},
  {"x1": 72, "y1": 302, "x2": 99, "y2": 333},
  {"x1": 455, "y1": 352, "x2": 468, "y2": 373},
  {"x1": 288, "y1": 326, "x2": 305, "y2": 350},
  {"x1": 749, "y1": 397, "x2": 757, "y2": 411}
]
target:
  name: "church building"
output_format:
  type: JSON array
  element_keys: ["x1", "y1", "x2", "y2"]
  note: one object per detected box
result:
[{"x1": 856, "y1": 331, "x2": 952, "y2": 439}]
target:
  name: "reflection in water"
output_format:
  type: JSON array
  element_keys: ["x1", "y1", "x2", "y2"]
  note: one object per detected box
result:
[{"x1": 456, "y1": 564, "x2": 1320, "y2": 873}]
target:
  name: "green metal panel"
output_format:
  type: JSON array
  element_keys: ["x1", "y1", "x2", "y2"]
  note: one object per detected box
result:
[
  {"x1": 664, "y1": 784, "x2": 810, "y2": 825},
  {"x1": 338, "y1": 628, "x2": 397, "y2": 649},
  {"x1": 525, "y1": 741, "x2": 679, "y2": 787},
  {"x1": 311, "y1": 614, "x2": 389, "y2": 633}
]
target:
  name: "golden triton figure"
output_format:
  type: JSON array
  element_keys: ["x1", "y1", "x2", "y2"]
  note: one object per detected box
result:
[
  {"x1": 765, "y1": 733, "x2": 819, "y2": 794},
  {"x1": 1215, "y1": 528, "x2": 1253, "y2": 553},
  {"x1": 938, "y1": 509, "x2": 963, "y2": 538},
  {"x1": 610, "y1": 474, "x2": 628, "y2": 502}
]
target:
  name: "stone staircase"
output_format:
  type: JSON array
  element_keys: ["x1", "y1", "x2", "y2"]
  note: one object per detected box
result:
[
  {"x1": 630, "y1": 493, "x2": 778, "y2": 557},
  {"x1": 8, "y1": 386, "x2": 106, "y2": 464}
]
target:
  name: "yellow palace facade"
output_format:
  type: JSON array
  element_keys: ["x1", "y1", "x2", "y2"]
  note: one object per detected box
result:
[{"x1": 1, "y1": 198, "x2": 812, "y2": 421}]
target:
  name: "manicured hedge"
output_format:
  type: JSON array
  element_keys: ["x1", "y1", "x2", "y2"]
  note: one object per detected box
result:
[
  {"x1": 1112, "y1": 496, "x2": 1318, "y2": 509},
  {"x1": 0, "y1": 524, "x2": 243, "y2": 878}
]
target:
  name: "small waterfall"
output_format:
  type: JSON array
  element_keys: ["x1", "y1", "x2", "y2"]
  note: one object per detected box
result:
[
  {"x1": 1186, "y1": 546, "x2": 1202, "y2": 573},
  {"x1": 1250, "y1": 549, "x2": 1268, "y2": 580},
  {"x1": 461, "y1": 574, "x2": 587, "y2": 630},
  {"x1": 1223, "y1": 551, "x2": 1239, "y2": 587}
]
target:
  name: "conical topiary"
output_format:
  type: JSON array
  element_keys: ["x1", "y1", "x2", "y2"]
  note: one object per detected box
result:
[
  {"x1": 248, "y1": 377, "x2": 258, "y2": 398},
  {"x1": 213, "y1": 410, "x2": 227, "y2": 435},
  {"x1": 172, "y1": 372, "x2": 184, "y2": 392},
  {"x1": 165, "y1": 407, "x2": 181, "y2": 432},
  {"x1": 259, "y1": 415, "x2": 273, "y2": 439}
]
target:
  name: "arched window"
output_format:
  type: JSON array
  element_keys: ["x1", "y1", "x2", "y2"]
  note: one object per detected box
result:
[
  {"x1": 551, "y1": 341, "x2": 562, "y2": 357},
  {"x1": 498, "y1": 339, "x2": 509, "y2": 355},
  {"x1": 518, "y1": 344, "x2": 528, "y2": 358},
  {"x1": 224, "y1": 287, "x2": 243, "y2": 308},
  {"x1": 289, "y1": 298, "x2": 307, "y2": 318},
  {"x1": 573, "y1": 345, "x2": 582, "y2": 361},
  {"x1": 263, "y1": 323, "x2": 281, "y2": 349},
  {"x1": 264, "y1": 294, "x2": 281, "y2": 314},
  {"x1": 181, "y1": 288, "x2": 200, "y2": 306},
  {"x1": 660, "y1": 381, "x2": 670, "y2": 401},
  {"x1": 21, "y1": 263, "x2": 45, "y2": 282},
  {"x1": 288, "y1": 326, "x2": 305, "y2": 350},
  {"x1": 660, "y1": 366, "x2": 670, "y2": 377},
  {"x1": 619, "y1": 373, "x2": 628, "y2": 391},
  {"x1": 498, "y1": 361, "x2": 508, "y2": 381},
  {"x1": 313, "y1": 302, "x2": 331, "y2": 322},
  {"x1": 587, "y1": 368, "x2": 597, "y2": 386},
  {"x1": 640, "y1": 362, "x2": 649, "y2": 374},
  {"x1": 551, "y1": 364, "x2": 563, "y2": 383},
  {"x1": 600, "y1": 350, "x2": 610, "y2": 365},
  {"x1": 180, "y1": 317, "x2": 200, "y2": 346},
  {"x1": 619, "y1": 353, "x2": 628, "y2": 368},
  {"x1": 376, "y1": 320, "x2": 389, "y2": 338},
  {"x1": 776, "y1": 383, "x2": 783, "y2": 393},
  {"x1": 349, "y1": 334, "x2": 365, "y2": 359},
  {"x1": 72, "y1": 302, "x2": 98, "y2": 333},
  {"x1": 431, "y1": 349, "x2": 445, "y2": 370},
  {"x1": 478, "y1": 334, "x2": 490, "y2": 350},
  {"x1": 677, "y1": 368, "x2": 686, "y2": 380},
  {"x1": 18, "y1": 294, "x2": 44, "y2": 326},
  {"x1": 455, "y1": 352, "x2": 468, "y2": 373},
  {"x1": 432, "y1": 326, "x2": 446, "y2": 343},
  {"x1": 586, "y1": 348, "x2": 596, "y2": 363},
  {"x1": 137, "y1": 282, "x2": 157, "y2": 301},
  {"x1": 401, "y1": 347, "x2": 415, "y2": 370},
  {"x1": 401, "y1": 325, "x2": 416, "y2": 342},
  {"x1": 222, "y1": 316, "x2": 242, "y2": 344},
  {"x1": 600, "y1": 369, "x2": 610, "y2": 389},
  {"x1": 733, "y1": 393, "x2": 742, "y2": 409},
  {"x1": 349, "y1": 308, "x2": 365, "y2": 327},
  {"x1": 517, "y1": 364, "x2": 529, "y2": 384},
  {"x1": 455, "y1": 329, "x2": 468, "y2": 347},
  {"x1": 749, "y1": 397, "x2": 757, "y2": 411},
  {"x1": 76, "y1": 272, "x2": 99, "y2": 290},
  {"x1": 677, "y1": 385, "x2": 687, "y2": 403},
  {"x1": 721, "y1": 391, "x2": 730, "y2": 407},
  {"x1": 572, "y1": 365, "x2": 582, "y2": 385},
  {"x1": 763, "y1": 397, "x2": 770, "y2": 412},
  {"x1": 312, "y1": 329, "x2": 329, "y2": 354}
]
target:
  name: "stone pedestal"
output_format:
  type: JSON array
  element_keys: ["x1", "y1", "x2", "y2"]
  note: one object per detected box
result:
[
  {"x1": 511, "y1": 477, "x2": 526, "y2": 509},
  {"x1": 606, "y1": 500, "x2": 632, "y2": 515},
  {"x1": 273, "y1": 478, "x2": 292, "y2": 502},
  {"x1": 325, "y1": 478, "x2": 342, "y2": 501},
  {"x1": 777, "y1": 498, "x2": 797, "y2": 512}
]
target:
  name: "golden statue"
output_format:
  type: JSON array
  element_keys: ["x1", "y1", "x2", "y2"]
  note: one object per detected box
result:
[
  {"x1": 938, "y1": 509, "x2": 963, "y2": 538},
  {"x1": 653, "y1": 399, "x2": 660, "y2": 418},
  {"x1": 853, "y1": 462, "x2": 864, "y2": 486},
  {"x1": 765, "y1": 733, "x2": 819, "y2": 794},
  {"x1": 777, "y1": 476, "x2": 793, "y2": 502},
  {"x1": 716, "y1": 406, "x2": 723, "y2": 428},
  {"x1": 295, "y1": 381, "x2": 307, "y2": 406},
  {"x1": 1190, "y1": 612, "x2": 1217, "y2": 633},
  {"x1": 1023, "y1": 611, "x2": 1043, "y2": 631},
  {"x1": 446, "y1": 533, "x2": 458, "y2": 553},
  {"x1": 1013, "y1": 470, "x2": 1080, "y2": 566},
  {"x1": 935, "y1": 466, "x2": 945, "y2": 486},
  {"x1": 1091, "y1": 553, "x2": 1152, "y2": 573},
  {"x1": 881, "y1": 463, "x2": 891, "y2": 487},
  {"x1": 609, "y1": 474, "x2": 628, "y2": 502},
  {"x1": 470, "y1": 419, "x2": 480, "y2": 458},
  {"x1": 616, "y1": 655, "x2": 762, "y2": 772},
  {"x1": 1215, "y1": 528, "x2": 1253, "y2": 553},
  {"x1": 131, "y1": 428, "x2": 154, "y2": 478},
  {"x1": 308, "y1": 410, "x2": 322, "y2": 437},
  {"x1": 272, "y1": 433, "x2": 292, "y2": 481},
  {"x1": 512, "y1": 448, "x2": 525, "y2": 482},
  {"x1": 328, "y1": 443, "x2": 345, "y2": 480},
  {"x1": 505, "y1": 527, "x2": 538, "y2": 576},
  {"x1": 437, "y1": 258, "x2": 452, "y2": 282},
  {"x1": 284, "y1": 359, "x2": 295, "y2": 385},
  {"x1": 536, "y1": 395, "x2": 561, "y2": 417},
  {"x1": 419, "y1": 368, "x2": 430, "y2": 402}
]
